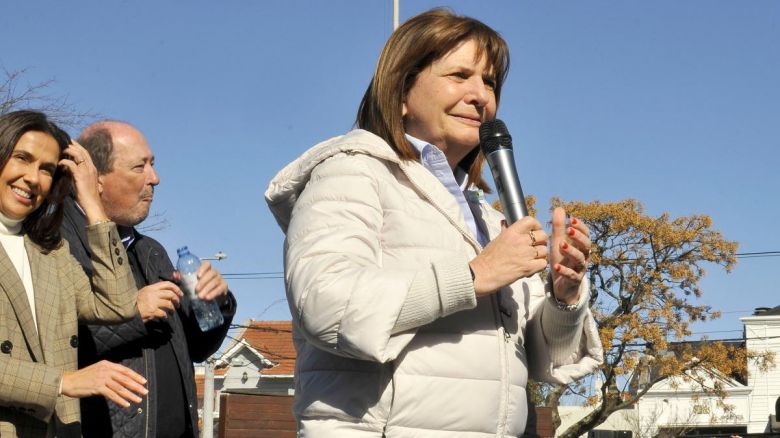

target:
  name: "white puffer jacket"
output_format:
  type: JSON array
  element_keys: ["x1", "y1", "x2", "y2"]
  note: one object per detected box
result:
[{"x1": 265, "y1": 129, "x2": 603, "y2": 437}]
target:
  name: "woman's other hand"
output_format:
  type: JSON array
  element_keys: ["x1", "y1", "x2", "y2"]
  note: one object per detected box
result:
[
  {"x1": 61, "y1": 360, "x2": 148, "y2": 407},
  {"x1": 549, "y1": 207, "x2": 591, "y2": 304},
  {"x1": 59, "y1": 140, "x2": 109, "y2": 224},
  {"x1": 469, "y1": 216, "x2": 548, "y2": 297}
]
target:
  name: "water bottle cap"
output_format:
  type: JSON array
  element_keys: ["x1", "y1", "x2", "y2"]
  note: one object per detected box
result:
[{"x1": 177, "y1": 246, "x2": 189, "y2": 256}]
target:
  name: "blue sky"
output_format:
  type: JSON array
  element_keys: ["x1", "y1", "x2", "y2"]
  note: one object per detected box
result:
[{"x1": 2, "y1": 1, "x2": 778, "y2": 343}]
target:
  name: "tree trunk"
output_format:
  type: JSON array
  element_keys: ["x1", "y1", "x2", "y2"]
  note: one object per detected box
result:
[
  {"x1": 557, "y1": 399, "x2": 619, "y2": 438},
  {"x1": 544, "y1": 384, "x2": 566, "y2": 434}
]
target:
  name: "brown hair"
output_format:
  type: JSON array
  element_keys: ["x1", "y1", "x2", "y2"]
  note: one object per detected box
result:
[
  {"x1": 78, "y1": 126, "x2": 115, "y2": 174},
  {"x1": 0, "y1": 110, "x2": 72, "y2": 251},
  {"x1": 356, "y1": 8, "x2": 510, "y2": 191}
]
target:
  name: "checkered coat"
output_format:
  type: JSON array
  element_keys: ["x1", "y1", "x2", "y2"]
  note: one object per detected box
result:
[{"x1": 0, "y1": 222, "x2": 138, "y2": 438}]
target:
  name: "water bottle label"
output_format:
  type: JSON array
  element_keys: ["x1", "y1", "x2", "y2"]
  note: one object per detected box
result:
[{"x1": 180, "y1": 272, "x2": 198, "y2": 299}]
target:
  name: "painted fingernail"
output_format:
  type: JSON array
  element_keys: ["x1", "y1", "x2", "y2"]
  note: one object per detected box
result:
[
  {"x1": 554, "y1": 264, "x2": 561, "y2": 272},
  {"x1": 568, "y1": 227, "x2": 575, "y2": 236},
  {"x1": 571, "y1": 217, "x2": 578, "y2": 225},
  {"x1": 562, "y1": 242, "x2": 569, "y2": 250}
]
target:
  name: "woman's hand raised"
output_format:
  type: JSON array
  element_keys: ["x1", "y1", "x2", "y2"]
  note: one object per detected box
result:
[
  {"x1": 59, "y1": 141, "x2": 109, "y2": 224},
  {"x1": 549, "y1": 207, "x2": 591, "y2": 305},
  {"x1": 469, "y1": 216, "x2": 548, "y2": 297}
]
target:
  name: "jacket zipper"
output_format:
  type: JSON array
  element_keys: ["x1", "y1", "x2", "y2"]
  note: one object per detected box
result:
[
  {"x1": 401, "y1": 167, "x2": 513, "y2": 435},
  {"x1": 490, "y1": 290, "x2": 511, "y2": 436},
  {"x1": 478, "y1": 202, "x2": 511, "y2": 436}
]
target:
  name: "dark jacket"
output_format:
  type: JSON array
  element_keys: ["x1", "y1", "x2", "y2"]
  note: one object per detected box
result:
[{"x1": 60, "y1": 197, "x2": 236, "y2": 438}]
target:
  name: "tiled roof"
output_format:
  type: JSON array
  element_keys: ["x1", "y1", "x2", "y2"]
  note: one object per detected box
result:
[{"x1": 235, "y1": 320, "x2": 296, "y2": 376}]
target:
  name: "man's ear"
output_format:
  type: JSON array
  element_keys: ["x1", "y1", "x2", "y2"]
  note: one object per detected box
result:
[{"x1": 97, "y1": 175, "x2": 104, "y2": 194}]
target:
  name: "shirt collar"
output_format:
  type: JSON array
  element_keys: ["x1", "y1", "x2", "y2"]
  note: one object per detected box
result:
[{"x1": 405, "y1": 134, "x2": 469, "y2": 190}]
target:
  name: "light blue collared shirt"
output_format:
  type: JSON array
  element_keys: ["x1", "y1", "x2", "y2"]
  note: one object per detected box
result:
[{"x1": 406, "y1": 134, "x2": 489, "y2": 247}]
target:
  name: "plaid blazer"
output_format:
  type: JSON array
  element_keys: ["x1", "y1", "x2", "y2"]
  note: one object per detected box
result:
[{"x1": 0, "y1": 222, "x2": 137, "y2": 438}]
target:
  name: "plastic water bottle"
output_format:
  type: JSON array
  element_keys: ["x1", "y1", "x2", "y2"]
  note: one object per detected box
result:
[{"x1": 176, "y1": 246, "x2": 224, "y2": 332}]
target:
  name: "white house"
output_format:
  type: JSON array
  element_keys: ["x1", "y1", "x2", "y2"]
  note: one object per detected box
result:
[
  {"x1": 741, "y1": 308, "x2": 780, "y2": 433},
  {"x1": 194, "y1": 320, "x2": 296, "y2": 430},
  {"x1": 558, "y1": 306, "x2": 780, "y2": 437}
]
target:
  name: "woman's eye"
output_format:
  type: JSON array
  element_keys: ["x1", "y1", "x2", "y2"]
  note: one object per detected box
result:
[
  {"x1": 450, "y1": 72, "x2": 468, "y2": 80},
  {"x1": 39, "y1": 163, "x2": 56, "y2": 176},
  {"x1": 484, "y1": 79, "x2": 496, "y2": 89}
]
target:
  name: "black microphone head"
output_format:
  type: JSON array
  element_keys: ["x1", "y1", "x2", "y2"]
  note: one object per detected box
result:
[{"x1": 479, "y1": 119, "x2": 512, "y2": 155}]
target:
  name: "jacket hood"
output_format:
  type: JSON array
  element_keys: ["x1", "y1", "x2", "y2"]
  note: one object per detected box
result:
[{"x1": 265, "y1": 129, "x2": 402, "y2": 233}]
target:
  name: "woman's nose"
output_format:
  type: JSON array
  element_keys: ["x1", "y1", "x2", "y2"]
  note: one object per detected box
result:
[
  {"x1": 465, "y1": 77, "x2": 491, "y2": 108},
  {"x1": 23, "y1": 166, "x2": 40, "y2": 186}
]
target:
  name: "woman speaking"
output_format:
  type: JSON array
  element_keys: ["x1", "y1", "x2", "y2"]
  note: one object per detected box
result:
[
  {"x1": 266, "y1": 9, "x2": 603, "y2": 437},
  {"x1": 0, "y1": 110, "x2": 147, "y2": 437}
]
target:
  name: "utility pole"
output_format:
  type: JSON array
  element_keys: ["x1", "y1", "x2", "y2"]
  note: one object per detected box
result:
[
  {"x1": 202, "y1": 357, "x2": 216, "y2": 438},
  {"x1": 200, "y1": 251, "x2": 226, "y2": 438},
  {"x1": 393, "y1": 0, "x2": 399, "y2": 30}
]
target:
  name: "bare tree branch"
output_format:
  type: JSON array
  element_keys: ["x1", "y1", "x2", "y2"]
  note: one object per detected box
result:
[{"x1": 1, "y1": 66, "x2": 100, "y2": 129}]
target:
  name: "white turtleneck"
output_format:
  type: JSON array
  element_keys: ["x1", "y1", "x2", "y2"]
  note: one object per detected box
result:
[{"x1": 0, "y1": 212, "x2": 37, "y2": 332}]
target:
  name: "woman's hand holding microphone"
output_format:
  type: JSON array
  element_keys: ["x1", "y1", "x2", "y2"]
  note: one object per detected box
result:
[
  {"x1": 469, "y1": 216, "x2": 548, "y2": 297},
  {"x1": 469, "y1": 207, "x2": 591, "y2": 302}
]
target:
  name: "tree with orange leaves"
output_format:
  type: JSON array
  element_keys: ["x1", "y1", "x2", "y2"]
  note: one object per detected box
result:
[{"x1": 535, "y1": 197, "x2": 774, "y2": 438}]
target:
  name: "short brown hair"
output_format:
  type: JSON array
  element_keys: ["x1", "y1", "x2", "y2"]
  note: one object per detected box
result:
[
  {"x1": 356, "y1": 8, "x2": 510, "y2": 191},
  {"x1": 77, "y1": 126, "x2": 114, "y2": 174},
  {"x1": 78, "y1": 119, "x2": 135, "y2": 175}
]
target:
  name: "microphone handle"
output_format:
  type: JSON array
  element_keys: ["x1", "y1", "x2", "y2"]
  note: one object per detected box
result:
[{"x1": 486, "y1": 149, "x2": 528, "y2": 225}]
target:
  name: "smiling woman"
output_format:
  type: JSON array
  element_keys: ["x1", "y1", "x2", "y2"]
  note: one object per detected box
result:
[
  {"x1": 265, "y1": 8, "x2": 603, "y2": 438},
  {"x1": 0, "y1": 110, "x2": 146, "y2": 438},
  {"x1": 0, "y1": 113, "x2": 73, "y2": 250},
  {"x1": 403, "y1": 39, "x2": 498, "y2": 168},
  {"x1": 0, "y1": 131, "x2": 59, "y2": 221}
]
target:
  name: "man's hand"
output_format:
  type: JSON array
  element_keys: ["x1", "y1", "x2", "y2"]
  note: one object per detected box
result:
[
  {"x1": 137, "y1": 281, "x2": 183, "y2": 322},
  {"x1": 194, "y1": 261, "x2": 229, "y2": 302},
  {"x1": 61, "y1": 360, "x2": 148, "y2": 408}
]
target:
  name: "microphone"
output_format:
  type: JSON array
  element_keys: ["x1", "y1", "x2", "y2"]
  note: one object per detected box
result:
[{"x1": 479, "y1": 119, "x2": 528, "y2": 225}]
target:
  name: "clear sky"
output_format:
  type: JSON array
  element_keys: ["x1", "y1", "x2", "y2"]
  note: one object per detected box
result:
[{"x1": 2, "y1": 1, "x2": 778, "y2": 343}]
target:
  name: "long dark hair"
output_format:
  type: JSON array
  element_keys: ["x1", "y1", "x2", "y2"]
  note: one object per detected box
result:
[
  {"x1": 357, "y1": 8, "x2": 510, "y2": 192},
  {"x1": 0, "y1": 110, "x2": 72, "y2": 251}
]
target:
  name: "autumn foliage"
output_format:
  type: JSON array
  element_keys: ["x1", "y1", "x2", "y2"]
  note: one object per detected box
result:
[{"x1": 511, "y1": 197, "x2": 773, "y2": 438}]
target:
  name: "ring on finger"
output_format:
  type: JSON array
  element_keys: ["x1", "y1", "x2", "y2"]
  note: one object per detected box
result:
[{"x1": 529, "y1": 230, "x2": 536, "y2": 245}]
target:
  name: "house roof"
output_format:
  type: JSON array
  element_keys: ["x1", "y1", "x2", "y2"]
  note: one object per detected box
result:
[
  {"x1": 226, "y1": 320, "x2": 296, "y2": 376},
  {"x1": 627, "y1": 339, "x2": 749, "y2": 395},
  {"x1": 754, "y1": 305, "x2": 780, "y2": 316}
]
